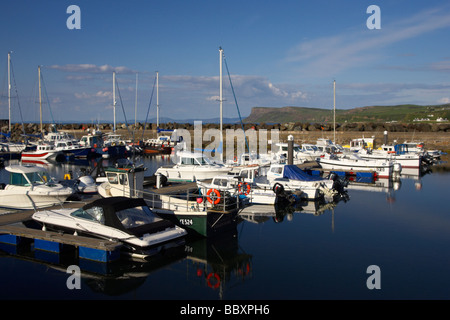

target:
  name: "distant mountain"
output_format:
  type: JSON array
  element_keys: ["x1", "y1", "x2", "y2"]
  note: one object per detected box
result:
[{"x1": 244, "y1": 104, "x2": 450, "y2": 124}]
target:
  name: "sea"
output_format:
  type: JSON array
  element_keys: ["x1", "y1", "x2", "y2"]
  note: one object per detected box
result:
[{"x1": 0, "y1": 154, "x2": 449, "y2": 306}]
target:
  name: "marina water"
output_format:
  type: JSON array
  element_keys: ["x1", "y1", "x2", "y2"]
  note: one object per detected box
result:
[{"x1": 0, "y1": 155, "x2": 449, "y2": 300}]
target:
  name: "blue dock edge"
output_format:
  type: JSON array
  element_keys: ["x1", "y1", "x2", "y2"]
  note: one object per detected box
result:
[{"x1": 0, "y1": 234, "x2": 122, "y2": 263}]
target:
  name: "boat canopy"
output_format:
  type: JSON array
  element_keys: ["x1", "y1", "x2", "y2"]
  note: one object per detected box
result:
[
  {"x1": 72, "y1": 197, "x2": 174, "y2": 236},
  {"x1": 282, "y1": 165, "x2": 324, "y2": 182}
]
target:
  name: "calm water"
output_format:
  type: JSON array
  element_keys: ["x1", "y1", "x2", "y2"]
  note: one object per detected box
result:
[{"x1": 0, "y1": 155, "x2": 449, "y2": 302}]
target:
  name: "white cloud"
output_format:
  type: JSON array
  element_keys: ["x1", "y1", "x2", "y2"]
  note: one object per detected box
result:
[
  {"x1": 48, "y1": 64, "x2": 136, "y2": 74},
  {"x1": 284, "y1": 5, "x2": 450, "y2": 77}
]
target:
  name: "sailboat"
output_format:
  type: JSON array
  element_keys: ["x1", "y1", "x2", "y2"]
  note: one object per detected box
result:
[
  {"x1": 143, "y1": 72, "x2": 176, "y2": 155},
  {"x1": 1, "y1": 52, "x2": 27, "y2": 154}
]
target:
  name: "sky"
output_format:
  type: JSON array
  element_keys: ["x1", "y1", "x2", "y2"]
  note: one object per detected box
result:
[{"x1": 0, "y1": 0, "x2": 449, "y2": 124}]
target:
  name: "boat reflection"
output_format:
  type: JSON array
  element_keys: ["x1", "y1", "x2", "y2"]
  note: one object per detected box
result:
[
  {"x1": 182, "y1": 229, "x2": 252, "y2": 299},
  {"x1": 0, "y1": 226, "x2": 251, "y2": 298},
  {"x1": 239, "y1": 196, "x2": 346, "y2": 224}
]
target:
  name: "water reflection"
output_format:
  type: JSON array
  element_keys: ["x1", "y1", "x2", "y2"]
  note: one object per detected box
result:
[{"x1": 0, "y1": 154, "x2": 448, "y2": 299}]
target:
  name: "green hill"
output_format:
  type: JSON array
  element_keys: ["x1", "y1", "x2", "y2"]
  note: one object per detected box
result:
[{"x1": 244, "y1": 104, "x2": 450, "y2": 124}]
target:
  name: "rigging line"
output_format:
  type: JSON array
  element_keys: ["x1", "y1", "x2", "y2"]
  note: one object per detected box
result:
[
  {"x1": 114, "y1": 77, "x2": 132, "y2": 138},
  {"x1": 223, "y1": 55, "x2": 249, "y2": 153},
  {"x1": 9, "y1": 58, "x2": 25, "y2": 135},
  {"x1": 40, "y1": 70, "x2": 56, "y2": 124},
  {"x1": 142, "y1": 75, "x2": 157, "y2": 141}
]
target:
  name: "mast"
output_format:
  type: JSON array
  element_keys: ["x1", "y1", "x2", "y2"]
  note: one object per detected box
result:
[
  {"x1": 219, "y1": 47, "x2": 223, "y2": 162},
  {"x1": 135, "y1": 73, "x2": 138, "y2": 127},
  {"x1": 333, "y1": 79, "x2": 336, "y2": 144},
  {"x1": 156, "y1": 71, "x2": 159, "y2": 130},
  {"x1": 7, "y1": 52, "x2": 11, "y2": 134},
  {"x1": 113, "y1": 71, "x2": 116, "y2": 132},
  {"x1": 38, "y1": 66, "x2": 43, "y2": 133},
  {"x1": 219, "y1": 47, "x2": 223, "y2": 135}
]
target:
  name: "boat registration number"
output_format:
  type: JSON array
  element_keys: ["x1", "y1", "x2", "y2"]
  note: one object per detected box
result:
[{"x1": 179, "y1": 219, "x2": 193, "y2": 226}]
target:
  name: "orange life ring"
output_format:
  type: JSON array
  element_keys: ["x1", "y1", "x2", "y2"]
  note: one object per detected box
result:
[
  {"x1": 206, "y1": 188, "x2": 221, "y2": 205},
  {"x1": 206, "y1": 272, "x2": 220, "y2": 289},
  {"x1": 234, "y1": 155, "x2": 237, "y2": 162},
  {"x1": 238, "y1": 182, "x2": 251, "y2": 195}
]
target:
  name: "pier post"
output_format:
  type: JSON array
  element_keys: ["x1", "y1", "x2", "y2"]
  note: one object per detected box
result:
[{"x1": 287, "y1": 135, "x2": 294, "y2": 165}]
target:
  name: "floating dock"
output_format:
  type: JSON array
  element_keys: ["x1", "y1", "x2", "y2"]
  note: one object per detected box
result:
[{"x1": 0, "y1": 199, "x2": 123, "y2": 263}]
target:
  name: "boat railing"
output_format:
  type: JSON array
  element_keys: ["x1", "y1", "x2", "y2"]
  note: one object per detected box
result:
[{"x1": 103, "y1": 183, "x2": 243, "y2": 213}]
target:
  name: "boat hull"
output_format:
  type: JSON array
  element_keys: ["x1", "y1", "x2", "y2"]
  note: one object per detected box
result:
[
  {"x1": 319, "y1": 159, "x2": 394, "y2": 178},
  {"x1": 0, "y1": 189, "x2": 73, "y2": 210},
  {"x1": 153, "y1": 208, "x2": 238, "y2": 238}
]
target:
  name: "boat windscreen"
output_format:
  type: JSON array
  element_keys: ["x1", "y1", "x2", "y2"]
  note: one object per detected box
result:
[{"x1": 115, "y1": 206, "x2": 160, "y2": 229}]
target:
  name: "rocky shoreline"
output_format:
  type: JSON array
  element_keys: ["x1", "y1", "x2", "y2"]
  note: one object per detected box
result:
[{"x1": 3, "y1": 121, "x2": 450, "y2": 152}]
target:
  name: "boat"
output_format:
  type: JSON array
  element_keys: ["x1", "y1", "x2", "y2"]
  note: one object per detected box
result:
[
  {"x1": 316, "y1": 138, "x2": 345, "y2": 154},
  {"x1": 357, "y1": 144, "x2": 422, "y2": 169},
  {"x1": 271, "y1": 142, "x2": 317, "y2": 163},
  {"x1": 318, "y1": 153, "x2": 401, "y2": 179},
  {"x1": 1, "y1": 53, "x2": 28, "y2": 155},
  {"x1": 265, "y1": 164, "x2": 347, "y2": 200},
  {"x1": 0, "y1": 164, "x2": 75, "y2": 210},
  {"x1": 97, "y1": 162, "x2": 147, "y2": 198},
  {"x1": 342, "y1": 137, "x2": 375, "y2": 152},
  {"x1": 32, "y1": 196, "x2": 187, "y2": 260},
  {"x1": 149, "y1": 191, "x2": 242, "y2": 238},
  {"x1": 21, "y1": 143, "x2": 65, "y2": 162},
  {"x1": 155, "y1": 150, "x2": 231, "y2": 182},
  {"x1": 144, "y1": 135, "x2": 174, "y2": 155},
  {"x1": 96, "y1": 162, "x2": 241, "y2": 237},
  {"x1": 43, "y1": 129, "x2": 93, "y2": 159},
  {"x1": 196, "y1": 173, "x2": 303, "y2": 205}
]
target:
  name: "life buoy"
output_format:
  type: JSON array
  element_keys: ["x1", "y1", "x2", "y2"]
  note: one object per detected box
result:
[
  {"x1": 206, "y1": 272, "x2": 220, "y2": 289},
  {"x1": 238, "y1": 182, "x2": 251, "y2": 195},
  {"x1": 233, "y1": 156, "x2": 237, "y2": 162},
  {"x1": 206, "y1": 188, "x2": 221, "y2": 205}
]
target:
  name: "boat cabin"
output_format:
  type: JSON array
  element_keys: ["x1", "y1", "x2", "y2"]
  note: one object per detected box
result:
[
  {"x1": 5, "y1": 165, "x2": 53, "y2": 187},
  {"x1": 99, "y1": 165, "x2": 147, "y2": 198},
  {"x1": 176, "y1": 151, "x2": 214, "y2": 166}
]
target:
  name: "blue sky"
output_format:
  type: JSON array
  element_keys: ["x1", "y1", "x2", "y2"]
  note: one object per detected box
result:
[{"x1": 1, "y1": 0, "x2": 450, "y2": 124}]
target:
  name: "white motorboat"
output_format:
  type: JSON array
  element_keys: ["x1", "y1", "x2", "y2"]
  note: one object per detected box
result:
[
  {"x1": 318, "y1": 153, "x2": 401, "y2": 179},
  {"x1": 0, "y1": 164, "x2": 75, "y2": 210},
  {"x1": 196, "y1": 173, "x2": 304, "y2": 205},
  {"x1": 265, "y1": 164, "x2": 347, "y2": 200},
  {"x1": 357, "y1": 144, "x2": 422, "y2": 169},
  {"x1": 32, "y1": 196, "x2": 187, "y2": 259},
  {"x1": 155, "y1": 150, "x2": 231, "y2": 182}
]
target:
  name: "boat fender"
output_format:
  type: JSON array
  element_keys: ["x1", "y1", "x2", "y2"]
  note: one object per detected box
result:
[
  {"x1": 238, "y1": 182, "x2": 251, "y2": 195},
  {"x1": 206, "y1": 188, "x2": 221, "y2": 205},
  {"x1": 206, "y1": 273, "x2": 220, "y2": 289}
]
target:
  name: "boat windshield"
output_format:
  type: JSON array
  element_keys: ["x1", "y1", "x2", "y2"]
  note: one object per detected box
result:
[
  {"x1": 71, "y1": 206, "x2": 105, "y2": 224},
  {"x1": 115, "y1": 205, "x2": 160, "y2": 229},
  {"x1": 23, "y1": 171, "x2": 53, "y2": 185},
  {"x1": 196, "y1": 156, "x2": 212, "y2": 165}
]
